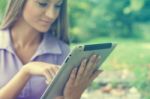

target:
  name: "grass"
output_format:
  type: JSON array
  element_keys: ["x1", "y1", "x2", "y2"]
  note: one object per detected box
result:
[
  {"x1": 71, "y1": 37, "x2": 150, "y2": 70},
  {"x1": 72, "y1": 37, "x2": 150, "y2": 99}
]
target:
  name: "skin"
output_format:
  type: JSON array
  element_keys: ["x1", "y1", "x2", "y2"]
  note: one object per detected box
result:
[
  {"x1": 0, "y1": 0, "x2": 102, "y2": 99},
  {"x1": 62, "y1": 55, "x2": 102, "y2": 99},
  {"x1": 11, "y1": 0, "x2": 62, "y2": 64}
]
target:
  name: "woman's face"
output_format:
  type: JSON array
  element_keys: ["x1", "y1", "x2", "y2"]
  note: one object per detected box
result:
[{"x1": 22, "y1": 0, "x2": 63, "y2": 32}]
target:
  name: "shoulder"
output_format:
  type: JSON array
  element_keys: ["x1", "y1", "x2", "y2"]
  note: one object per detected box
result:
[
  {"x1": 58, "y1": 39, "x2": 70, "y2": 54},
  {"x1": 57, "y1": 40, "x2": 70, "y2": 64},
  {"x1": 56, "y1": 36, "x2": 70, "y2": 60},
  {"x1": 46, "y1": 33, "x2": 70, "y2": 54},
  {"x1": 47, "y1": 34, "x2": 71, "y2": 64}
]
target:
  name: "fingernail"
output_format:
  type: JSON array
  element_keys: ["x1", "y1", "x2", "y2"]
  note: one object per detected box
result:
[
  {"x1": 45, "y1": 80, "x2": 49, "y2": 85},
  {"x1": 56, "y1": 65, "x2": 61, "y2": 68},
  {"x1": 97, "y1": 70, "x2": 103, "y2": 75},
  {"x1": 74, "y1": 68, "x2": 77, "y2": 72}
]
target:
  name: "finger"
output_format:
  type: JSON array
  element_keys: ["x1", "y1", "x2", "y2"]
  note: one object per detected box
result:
[
  {"x1": 47, "y1": 66, "x2": 58, "y2": 78},
  {"x1": 54, "y1": 96, "x2": 64, "y2": 99},
  {"x1": 54, "y1": 65, "x2": 61, "y2": 69},
  {"x1": 45, "y1": 80, "x2": 50, "y2": 85},
  {"x1": 85, "y1": 70, "x2": 102, "y2": 87},
  {"x1": 88, "y1": 55, "x2": 101, "y2": 75},
  {"x1": 65, "y1": 68, "x2": 77, "y2": 88},
  {"x1": 83, "y1": 54, "x2": 97, "y2": 76},
  {"x1": 45, "y1": 65, "x2": 60, "y2": 84},
  {"x1": 90, "y1": 70, "x2": 103, "y2": 82},
  {"x1": 51, "y1": 67, "x2": 59, "y2": 77},
  {"x1": 43, "y1": 70, "x2": 53, "y2": 84},
  {"x1": 76, "y1": 59, "x2": 87, "y2": 83}
]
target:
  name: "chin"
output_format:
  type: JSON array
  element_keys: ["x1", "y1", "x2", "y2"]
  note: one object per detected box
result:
[{"x1": 35, "y1": 26, "x2": 50, "y2": 33}]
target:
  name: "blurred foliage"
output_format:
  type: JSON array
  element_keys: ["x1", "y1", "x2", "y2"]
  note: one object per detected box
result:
[
  {"x1": 0, "y1": 0, "x2": 8, "y2": 21},
  {"x1": 78, "y1": 38, "x2": 150, "y2": 99},
  {"x1": 68, "y1": 0, "x2": 150, "y2": 42},
  {"x1": 0, "y1": 0, "x2": 150, "y2": 99},
  {"x1": 0, "y1": 0, "x2": 150, "y2": 42}
]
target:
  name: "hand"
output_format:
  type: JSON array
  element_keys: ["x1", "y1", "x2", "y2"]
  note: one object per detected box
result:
[
  {"x1": 63, "y1": 54, "x2": 103, "y2": 99},
  {"x1": 55, "y1": 96, "x2": 64, "y2": 99},
  {"x1": 22, "y1": 62, "x2": 60, "y2": 84}
]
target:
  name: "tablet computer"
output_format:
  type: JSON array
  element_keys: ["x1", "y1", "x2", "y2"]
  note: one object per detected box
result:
[{"x1": 41, "y1": 43, "x2": 117, "y2": 99}]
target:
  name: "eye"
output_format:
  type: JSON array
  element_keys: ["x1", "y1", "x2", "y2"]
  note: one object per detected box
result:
[
  {"x1": 38, "y1": 2, "x2": 49, "y2": 8},
  {"x1": 55, "y1": 4, "x2": 62, "y2": 9}
]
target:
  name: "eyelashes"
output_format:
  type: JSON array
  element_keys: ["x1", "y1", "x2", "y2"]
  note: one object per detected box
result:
[
  {"x1": 38, "y1": 2, "x2": 49, "y2": 7},
  {"x1": 37, "y1": 2, "x2": 62, "y2": 9}
]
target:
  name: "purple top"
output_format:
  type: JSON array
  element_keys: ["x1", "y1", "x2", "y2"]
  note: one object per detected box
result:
[{"x1": 0, "y1": 29, "x2": 70, "y2": 99}]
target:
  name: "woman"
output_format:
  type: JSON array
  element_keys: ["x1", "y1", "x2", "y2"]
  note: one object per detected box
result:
[{"x1": 0, "y1": 0, "x2": 102, "y2": 99}]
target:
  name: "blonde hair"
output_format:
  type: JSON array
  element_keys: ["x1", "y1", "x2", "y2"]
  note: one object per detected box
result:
[{"x1": 0, "y1": 0, "x2": 70, "y2": 44}]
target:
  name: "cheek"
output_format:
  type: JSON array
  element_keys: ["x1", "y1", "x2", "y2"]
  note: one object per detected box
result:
[
  {"x1": 22, "y1": 2, "x2": 42, "y2": 27},
  {"x1": 55, "y1": 11, "x2": 60, "y2": 19}
]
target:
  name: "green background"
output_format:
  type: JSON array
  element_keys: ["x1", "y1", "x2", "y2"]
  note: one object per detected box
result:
[{"x1": 0, "y1": 0, "x2": 150, "y2": 99}]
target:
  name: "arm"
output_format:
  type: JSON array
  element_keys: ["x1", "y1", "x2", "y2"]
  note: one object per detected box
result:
[
  {"x1": 0, "y1": 62, "x2": 60, "y2": 99},
  {"x1": 0, "y1": 67, "x2": 30, "y2": 99}
]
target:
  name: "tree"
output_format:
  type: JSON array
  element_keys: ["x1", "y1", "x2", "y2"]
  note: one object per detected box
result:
[{"x1": 68, "y1": 0, "x2": 150, "y2": 42}]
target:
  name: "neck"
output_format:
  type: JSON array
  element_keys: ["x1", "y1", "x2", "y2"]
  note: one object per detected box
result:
[{"x1": 11, "y1": 18, "x2": 43, "y2": 48}]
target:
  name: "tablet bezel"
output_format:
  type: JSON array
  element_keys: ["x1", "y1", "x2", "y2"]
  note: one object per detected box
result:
[{"x1": 41, "y1": 43, "x2": 117, "y2": 99}]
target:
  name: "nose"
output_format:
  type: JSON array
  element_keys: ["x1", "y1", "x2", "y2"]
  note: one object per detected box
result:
[{"x1": 45, "y1": 6, "x2": 57, "y2": 20}]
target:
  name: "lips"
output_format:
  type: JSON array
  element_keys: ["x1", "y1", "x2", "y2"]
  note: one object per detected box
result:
[{"x1": 40, "y1": 19, "x2": 53, "y2": 25}]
